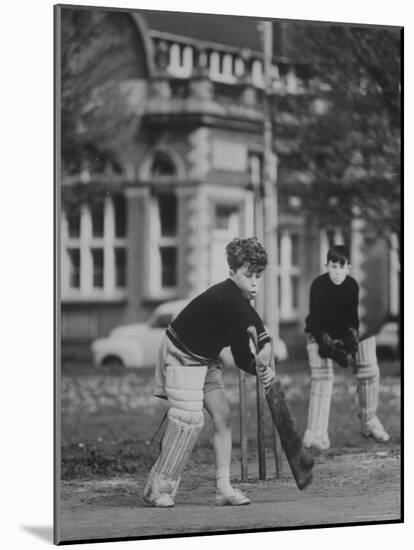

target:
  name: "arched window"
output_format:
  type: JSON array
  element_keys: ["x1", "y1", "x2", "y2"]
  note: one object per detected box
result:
[{"x1": 150, "y1": 150, "x2": 177, "y2": 178}]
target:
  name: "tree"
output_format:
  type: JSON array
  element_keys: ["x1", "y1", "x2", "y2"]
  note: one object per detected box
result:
[
  {"x1": 273, "y1": 22, "x2": 401, "y2": 347},
  {"x1": 274, "y1": 22, "x2": 401, "y2": 242},
  {"x1": 60, "y1": 7, "x2": 146, "y2": 177}
]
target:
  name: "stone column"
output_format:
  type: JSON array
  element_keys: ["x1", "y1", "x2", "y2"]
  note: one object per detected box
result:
[
  {"x1": 124, "y1": 186, "x2": 150, "y2": 322},
  {"x1": 177, "y1": 186, "x2": 210, "y2": 297}
]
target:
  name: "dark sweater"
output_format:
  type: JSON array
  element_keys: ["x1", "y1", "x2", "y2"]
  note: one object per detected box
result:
[
  {"x1": 167, "y1": 279, "x2": 270, "y2": 375},
  {"x1": 305, "y1": 273, "x2": 359, "y2": 341}
]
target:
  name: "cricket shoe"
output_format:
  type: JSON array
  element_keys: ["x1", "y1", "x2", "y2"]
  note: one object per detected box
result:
[
  {"x1": 303, "y1": 430, "x2": 330, "y2": 451},
  {"x1": 361, "y1": 416, "x2": 390, "y2": 442},
  {"x1": 215, "y1": 488, "x2": 250, "y2": 506},
  {"x1": 143, "y1": 491, "x2": 175, "y2": 507}
]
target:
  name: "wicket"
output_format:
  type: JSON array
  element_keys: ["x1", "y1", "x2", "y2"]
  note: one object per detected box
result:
[{"x1": 238, "y1": 337, "x2": 283, "y2": 481}]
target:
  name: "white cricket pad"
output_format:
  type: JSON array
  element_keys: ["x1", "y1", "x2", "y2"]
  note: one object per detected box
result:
[
  {"x1": 165, "y1": 365, "x2": 207, "y2": 412},
  {"x1": 354, "y1": 337, "x2": 379, "y2": 423},
  {"x1": 303, "y1": 342, "x2": 334, "y2": 450},
  {"x1": 355, "y1": 336, "x2": 377, "y2": 367},
  {"x1": 354, "y1": 337, "x2": 388, "y2": 440},
  {"x1": 143, "y1": 366, "x2": 207, "y2": 505}
]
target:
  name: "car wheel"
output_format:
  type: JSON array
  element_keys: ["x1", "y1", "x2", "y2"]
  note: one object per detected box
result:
[{"x1": 101, "y1": 355, "x2": 126, "y2": 375}]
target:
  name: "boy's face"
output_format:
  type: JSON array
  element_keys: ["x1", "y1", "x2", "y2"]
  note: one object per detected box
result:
[
  {"x1": 230, "y1": 263, "x2": 263, "y2": 300},
  {"x1": 327, "y1": 260, "x2": 350, "y2": 285}
]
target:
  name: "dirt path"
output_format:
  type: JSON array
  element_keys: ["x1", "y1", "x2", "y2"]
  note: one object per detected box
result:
[{"x1": 58, "y1": 449, "x2": 401, "y2": 543}]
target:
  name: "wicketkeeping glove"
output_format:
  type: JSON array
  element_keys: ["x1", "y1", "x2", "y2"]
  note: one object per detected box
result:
[
  {"x1": 317, "y1": 332, "x2": 349, "y2": 368},
  {"x1": 317, "y1": 332, "x2": 334, "y2": 359},
  {"x1": 331, "y1": 340, "x2": 349, "y2": 368},
  {"x1": 343, "y1": 327, "x2": 359, "y2": 356}
]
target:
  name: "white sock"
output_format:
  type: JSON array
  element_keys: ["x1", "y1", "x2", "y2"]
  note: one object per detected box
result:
[{"x1": 216, "y1": 467, "x2": 234, "y2": 494}]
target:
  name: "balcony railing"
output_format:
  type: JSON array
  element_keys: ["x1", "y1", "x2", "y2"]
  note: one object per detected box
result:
[{"x1": 150, "y1": 31, "x2": 306, "y2": 95}]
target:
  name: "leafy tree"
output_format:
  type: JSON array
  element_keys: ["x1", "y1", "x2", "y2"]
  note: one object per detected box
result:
[
  {"x1": 60, "y1": 7, "x2": 146, "y2": 177},
  {"x1": 273, "y1": 22, "x2": 401, "y2": 348},
  {"x1": 273, "y1": 22, "x2": 401, "y2": 246}
]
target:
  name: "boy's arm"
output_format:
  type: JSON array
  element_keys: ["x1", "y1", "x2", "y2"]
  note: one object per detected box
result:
[
  {"x1": 229, "y1": 299, "x2": 270, "y2": 375},
  {"x1": 230, "y1": 328, "x2": 272, "y2": 375},
  {"x1": 343, "y1": 280, "x2": 360, "y2": 355},
  {"x1": 307, "y1": 279, "x2": 325, "y2": 341},
  {"x1": 230, "y1": 335, "x2": 257, "y2": 375},
  {"x1": 349, "y1": 280, "x2": 360, "y2": 332}
]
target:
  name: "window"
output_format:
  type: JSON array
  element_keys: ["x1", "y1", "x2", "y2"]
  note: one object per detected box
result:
[
  {"x1": 91, "y1": 248, "x2": 104, "y2": 288},
  {"x1": 249, "y1": 154, "x2": 262, "y2": 190},
  {"x1": 150, "y1": 151, "x2": 177, "y2": 178},
  {"x1": 210, "y1": 203, "x2": 240, "y2": 285},
  {"x1": 67, "y1": 208, "x2": 80, "y2": 238},
  {"x1": 113, "y1": 195, "x2": 127, "y2": 237},
  {"x1": 215, "y1": 205, "x2": 238, "y2": 230},
  {"x1": 114, "y1": 247, "x2": 127, "y2": 288},
  {"x1": 67, "y1": 248, "x2": 80, "y2": 288},
  {"x1": 159, "y1": 193, "x2": 177, "y2": 236},
  {"x1": 160, "y1": 247, "x2": 177, "y2": 287},
  {"x1": 61, "y1": 194, "x2": 127, "y2": 300},
  {"x1": 278, "y1": 230, "x2": 300, "y2": 320},
  {"x1": 149, "y1": 191, "x2": 179, "y2": 296},
  {"x1": 91, "y1": 198, "x2": 104, "y2": 238}
]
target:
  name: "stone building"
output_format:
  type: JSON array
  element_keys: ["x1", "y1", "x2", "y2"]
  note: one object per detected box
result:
[{"x1": 59, "y1": 8, "x2": 400, "y2": 360}]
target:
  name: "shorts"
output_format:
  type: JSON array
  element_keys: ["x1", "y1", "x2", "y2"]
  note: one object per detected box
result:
[{"x1": 154, "y1": 334, "x2": 225, "y2": 399}]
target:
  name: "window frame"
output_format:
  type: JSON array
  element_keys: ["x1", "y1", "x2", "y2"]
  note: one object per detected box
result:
[
  {"x1": 278, "y1": 229, "x2": 301, "y2": 321},
  {"x1": 147, "y1": 190, "x2": 179, "y2": 299},
  {"x1": 61, "y1": 195, "x2": 127, "y2": 302}
]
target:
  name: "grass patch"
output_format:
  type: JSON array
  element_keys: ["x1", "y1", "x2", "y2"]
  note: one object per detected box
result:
[{"x1": 60, "y1": 358, "x2": 401, "y2": 479}]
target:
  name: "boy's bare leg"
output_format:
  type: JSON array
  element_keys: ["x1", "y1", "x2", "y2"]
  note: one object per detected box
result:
[
  {"x1": 354, "y1": 336, "x2": 389, "y2": 442},
  {"x1": 204, "y1": 388, "x2": 250, "y2": 505}
]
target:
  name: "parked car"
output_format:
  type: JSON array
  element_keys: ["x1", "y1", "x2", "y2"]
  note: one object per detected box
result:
[
  {"x1": 375, "y1": 321, "x2": 399, "y2": 358},
  {"x1": 91, "y1": 300, "x2": 188, "y2": 370},
  {"x1": 91, "y1": 299, "x2": 288, "y2": 370}
]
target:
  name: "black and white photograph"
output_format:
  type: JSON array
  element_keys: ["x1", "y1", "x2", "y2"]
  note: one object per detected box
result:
[{"x1": 54, "y1": 2, "x2": 402, "y2": 545}]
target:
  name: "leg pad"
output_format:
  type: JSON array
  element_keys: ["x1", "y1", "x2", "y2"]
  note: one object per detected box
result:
[
  {"x1": 144, "y1": 365, "x2": 207, "y2": 506},
  {"x1": 304, "y1": 341, "x2": 334, "y2": 450},
  {"x1": 354, "y1": 337, "x2": 389, "y2": 441}
]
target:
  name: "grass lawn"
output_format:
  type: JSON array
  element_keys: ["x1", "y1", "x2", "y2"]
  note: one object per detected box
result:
[{"x1": 60, "y1": 357, "x2": 401, "y2": 480}]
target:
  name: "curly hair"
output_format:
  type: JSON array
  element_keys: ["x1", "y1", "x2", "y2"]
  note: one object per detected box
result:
[{"x1": 226, "y1": 237, "x2": 268, "y2": 272}]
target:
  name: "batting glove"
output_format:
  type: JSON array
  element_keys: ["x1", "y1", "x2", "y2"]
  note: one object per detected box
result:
[{"x1": 256, "y1": 363, "x2": 275, "y2": 389}]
